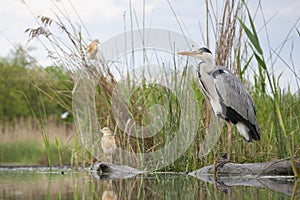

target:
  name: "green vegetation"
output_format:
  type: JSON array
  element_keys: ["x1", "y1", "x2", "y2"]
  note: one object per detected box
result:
[
  {"x1": 0, "y1": 46, "x2": 74, "y2": 166},
  {"x1": 0, "y1": 140, "x2": 72, "y2": 165},
  {"x1": 1, "y1": 0, "x2": 299, "y2": 176},
  {"x1": 0, "y1": 46, "x2": 73, "y2": 122}
]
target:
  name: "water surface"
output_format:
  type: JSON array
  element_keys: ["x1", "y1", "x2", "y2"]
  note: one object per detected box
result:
[{"x1": 0, "y1": 167, "x2": 298, "y2": 199}]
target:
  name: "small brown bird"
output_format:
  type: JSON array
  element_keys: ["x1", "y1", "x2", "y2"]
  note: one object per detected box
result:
[
  {"x1": 101, "y1": 127, "x2": 117, "y2": 163},
  {"x1": 86, "y1": 39, "x2": 100, "y2": 59},
  {"x1": 102, "y1": 190, "x2": 117, "y2": 200}
]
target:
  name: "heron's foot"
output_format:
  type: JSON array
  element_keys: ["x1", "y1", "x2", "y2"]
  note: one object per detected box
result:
[{"x1": 216, "y1": 153, "x2": 231, "y2": 169}]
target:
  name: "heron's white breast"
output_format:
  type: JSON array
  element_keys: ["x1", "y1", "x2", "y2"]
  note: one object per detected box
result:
[
  {"x1": 200, "y1": 70, "x2": 223, "y2": 116},
  {"x1": 210, "y1": 97, "x2": 223, "y2": 116}
]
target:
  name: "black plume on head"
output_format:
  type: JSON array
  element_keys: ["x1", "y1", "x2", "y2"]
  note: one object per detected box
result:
[{"x1": 199, "y1": 47, "x2": 212, "y2": 54}]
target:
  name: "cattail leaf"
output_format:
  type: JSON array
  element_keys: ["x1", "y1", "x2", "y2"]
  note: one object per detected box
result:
[
  {"x1": 238, "y1": 18, "x2": 263, "y2": 55},
  {"x1": 254, "y1": 52, "x2": 267, "y2": 70}
]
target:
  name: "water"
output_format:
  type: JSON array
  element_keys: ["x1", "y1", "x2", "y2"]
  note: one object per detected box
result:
[{"x1": 0, "y1": 167, "x2": 299, "y2": 199}]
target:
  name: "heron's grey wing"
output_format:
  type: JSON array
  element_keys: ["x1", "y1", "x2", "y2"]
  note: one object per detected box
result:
[{"x1": 211, "y1": 68, "x2": 259, "y2": 134}]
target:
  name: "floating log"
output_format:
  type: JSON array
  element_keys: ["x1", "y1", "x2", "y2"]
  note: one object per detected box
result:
[
  {"x1": 189, "y1": 158, "x2": 299, "y2": 176},
  {"x1": 91, "y1": 162, "x2": 143, "y2": 179},
  {"x1": 91, "y1": 159, "x2": 299, "y2": 196},
  {"x1": 189, "y1": 158, "x2": 300, "y2": 196}
]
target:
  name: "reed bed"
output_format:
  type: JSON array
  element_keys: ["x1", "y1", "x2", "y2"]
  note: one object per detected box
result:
[{"x1": 21, "y1": 0, "x2": 299, "y2": 174}]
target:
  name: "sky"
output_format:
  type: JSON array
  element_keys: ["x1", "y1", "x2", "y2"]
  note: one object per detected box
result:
[{"x1": 0, "y1": 0, "x2": 299, "y2": 93}]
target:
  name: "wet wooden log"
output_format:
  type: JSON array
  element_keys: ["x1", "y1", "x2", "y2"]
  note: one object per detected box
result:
[
  {"x1": 189, "y1": 158, "x2": 300, "y2": 196},
  {"x1": 91, "y1": 160, "x2": 299, "y2": 196},
  {"x1": 91, "y1": 162, "x2": 143, "y2": 179},
  {"x1": 190, "y1": 158, "x2": 299, "y2": 176}
]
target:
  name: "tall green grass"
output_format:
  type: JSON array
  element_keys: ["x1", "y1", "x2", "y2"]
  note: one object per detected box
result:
[
  {"x1": 22, "y1": 0, "x2": 299, "y2": 174},
  {"x1": 0, "y1": 140, "x2": 72, "y2": 165},
  {"x1": 238, "y1": 0, "x2": 299, "y2": 176}
]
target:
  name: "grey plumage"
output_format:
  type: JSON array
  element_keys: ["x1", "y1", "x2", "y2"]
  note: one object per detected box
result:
[
  {"x1": 178, "y1": 47, "x2": 260, "y2": 142},
  {"x1": 209, "y1": 67, "x2": 260, "y2": 141}
]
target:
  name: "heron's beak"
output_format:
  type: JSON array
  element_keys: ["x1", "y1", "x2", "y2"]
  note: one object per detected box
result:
[{"x1": 177, "y1": 51, "x2": 198, "y2": 56}]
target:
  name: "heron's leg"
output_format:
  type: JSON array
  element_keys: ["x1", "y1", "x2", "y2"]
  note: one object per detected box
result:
[
  {"x1": 214, "y1": 123, "x2": 233, "y2": 170},
  {"x1": 227, "y1": 123, "x2": 232, "y2": 160},
  {"x1": 213, "y1": 152, "x2": 217, "y2": 180}
]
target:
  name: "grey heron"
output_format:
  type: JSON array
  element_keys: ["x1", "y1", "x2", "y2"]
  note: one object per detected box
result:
[
  {"x1": 178, "y1": 47, "x2": 260, "y2": 145},
  {"x1": 101, "y1": 127, "x2": 117, "y2": 163}
]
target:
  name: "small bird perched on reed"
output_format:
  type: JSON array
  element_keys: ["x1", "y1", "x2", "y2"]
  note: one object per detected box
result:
[
  {"x1": 101, "y1": 127, "x2": 117, "y2": 163},
  {"x1": 86, "y1": 39, "x2": 100, "y2": 59}
]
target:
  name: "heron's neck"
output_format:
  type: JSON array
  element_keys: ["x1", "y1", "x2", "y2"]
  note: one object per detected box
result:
[
  {"x1": 201, "y1": 60, "x2": 215, "y2": 73},
  {"x1": 200, "y1": 54, "x2": 215, "y2": 71},
  {"x1": 206, "y1": 56, "x2": 215, "y2": 66}
]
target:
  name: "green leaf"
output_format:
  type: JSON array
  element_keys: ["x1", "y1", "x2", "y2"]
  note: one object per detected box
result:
[
  {"x1": 241, "y1": 54, "x2": 253, "y2": 75},
  {"x1": 254, "y1": 52, "x2": 267, "y2": 70},
  {"x1": 248, "y1": 17, "x2": 263, "y2": 55},
  {"x1": 239, "y1": 1, "x2": 263, "y2": 55},
  {"x1": 238, "y1": 18, "x2": 263, "y2": 56}
]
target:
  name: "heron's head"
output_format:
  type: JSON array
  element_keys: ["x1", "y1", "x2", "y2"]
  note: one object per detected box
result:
[
  {"x1": 178, "y1": 47, "x2": 215, "y2": 65},
  {"x1": 101, "y1": 127, "x2": 113, "y2": 136}
]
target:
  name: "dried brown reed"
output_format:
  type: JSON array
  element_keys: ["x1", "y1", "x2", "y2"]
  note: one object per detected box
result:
[{"x1": 0, "y1": 116, "x2": 73, "y2": 144}]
